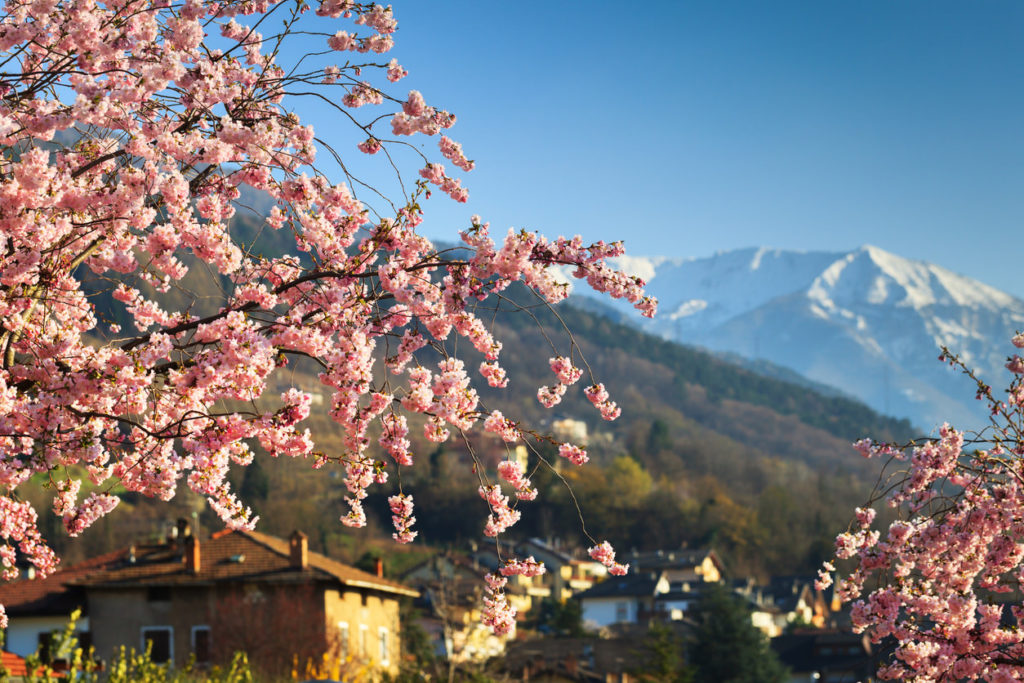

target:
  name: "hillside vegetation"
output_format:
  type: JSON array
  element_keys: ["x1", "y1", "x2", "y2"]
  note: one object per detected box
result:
[{"x1": 33, "y1": 226, "x2": 912, "y2": 579}]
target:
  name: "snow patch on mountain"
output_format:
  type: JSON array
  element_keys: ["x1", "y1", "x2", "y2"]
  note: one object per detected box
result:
[{"x1": 671, "y1": 299, "x2": 708, "y2": 319}]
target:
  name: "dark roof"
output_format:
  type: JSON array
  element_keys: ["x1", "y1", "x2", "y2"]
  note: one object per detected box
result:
[
  {"x1": 504, "y1": 636, "x2": 642, "y2": 678},
  {"x1": 655, "y1": 589, "x2": 703, "y2": 602},
  {"x1": 521, "y1": 538, "x2": 574, "y2": 564},
  {"x1": 625, "y1": 548, "x2": 723, "y2": 573},
  {"x1": 71, "y1": 530, "x2": 417, "y2": 597},
  {"x1": 734, "y1": 575, "x2": 819, "y2": 612},
  {"x1": 576, "y1": 572, "x2": 662, "y2": 600},
  {"x1": 0, "y1": 549, "x2": 126, "y2": 616},
  {"x1": 771, "y1": 630, "x2": 873, "y2": 678}
]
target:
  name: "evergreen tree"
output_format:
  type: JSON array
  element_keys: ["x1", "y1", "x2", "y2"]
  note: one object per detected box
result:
[
  {"x1": 534, "y1": 598, "x2": 585, "y2": 637},
  {"x1": 687, "y1": 583, "x2": 787, "y2": 683},
  {"x1": 636, "y1": 621, "x2": 693, "y2": 683}
]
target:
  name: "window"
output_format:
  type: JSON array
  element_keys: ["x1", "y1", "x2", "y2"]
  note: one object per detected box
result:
[
  {"x1": 141, "y1": 627, "x2": 173, "y2": 664},
  {"x1": 337, "y1": 622, "x2": 349, "y2": 658},
  {"x1": 378, "y1": 627, "x2": 389, "y2": 666},
  {"x1": 37, "y1": 632, "x2": 53, "y2": 663},
  {"x1": 191, "y1": 626, "x2": 211, "y2": 665},
  {"x1": 615, "y1": 601, "x2": 628, "y2": 622},
  {"x1": 359, "y1": 624, "x2": 368, "y2": 658}
]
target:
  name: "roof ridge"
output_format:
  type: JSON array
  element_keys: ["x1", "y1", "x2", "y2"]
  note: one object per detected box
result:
[{"x1": 236, "y1": 530, "x2": 417, "y2": 596}]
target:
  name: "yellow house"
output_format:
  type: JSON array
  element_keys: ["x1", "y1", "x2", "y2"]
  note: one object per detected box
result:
[{"x1": 66, "y1": 526, "x2": 417, "y2": 677}]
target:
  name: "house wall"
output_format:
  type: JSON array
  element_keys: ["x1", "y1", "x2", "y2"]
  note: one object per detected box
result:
[
  {"x1": 86, "y1": 587, "x2": 211, "y2": 668},
  {"x1": 5, "y1": 615, "x2": 90, "y2": 657},
  {"x1": 699, "y1": 557, "x2": 721, "y2": 582},
  {"x1": 751, "y1": 609, "x2": 781, "y2": 637},
  {"x1": 581, "y1": 597, "x2": 636, "y2": 627},
  {"x1": 656, "y1": 599, "x2": 690, "y2": 621},
  {"x1": 323, "y1": 588, "x2": 401, "y2": 675},
  {"x1": 87, "y1": 583, "x2": 336, "y2": 672}
]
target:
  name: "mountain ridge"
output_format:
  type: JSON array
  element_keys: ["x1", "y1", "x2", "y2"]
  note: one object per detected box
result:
[{"x1": 581, "y1": 244, "x2": 1024, "y2": 431}]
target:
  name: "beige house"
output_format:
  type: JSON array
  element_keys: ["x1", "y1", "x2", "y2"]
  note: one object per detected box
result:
[
  {"x1": 402, "y1": 552, "x2": 511, "y2": 662},
  {"x1": 64, "y1": 526, "x2": 417, "y2": 677},
  {"x1": 624, "y1": 548, "x2": 724, "y2": 584}
]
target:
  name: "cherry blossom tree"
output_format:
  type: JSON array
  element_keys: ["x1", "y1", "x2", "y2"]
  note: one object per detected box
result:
[
  {"x1": 0, "y1": 0, "x2": 652, "y2": 631},
  {"x1": 822, "y1": 334, "x2": 1024, "y2": 681}
]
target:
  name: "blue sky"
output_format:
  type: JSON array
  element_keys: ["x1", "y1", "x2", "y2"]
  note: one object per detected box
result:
[{"x1": 300, "y1": 2, "x2": 1024, "y2": 297}]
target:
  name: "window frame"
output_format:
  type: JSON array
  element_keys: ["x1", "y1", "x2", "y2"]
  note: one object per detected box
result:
[
  {"x1": 190, "y1": 625, "x2": 211, "y2": 665},
  {"x1": 337, "y1": 621, "x2": 350, "y2": 658},
  {"x1": 378, "y1": 626, "x2": 389, "y2": 666},
  {"x1": 140, "y1": 626, "x2": 174, "y2": 665}
]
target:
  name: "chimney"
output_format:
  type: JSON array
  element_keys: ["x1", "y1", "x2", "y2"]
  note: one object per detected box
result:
[
  {"x1": 375, "y1": 557, "x2": 383, "y2": 578},
  {"x1": 185, "y1": 536, "x2": 200, "y2": 573},
  {"x1": 176, "y1": 518, "x2": 191, "y2": 551},
  {"x1": 289, "y1": 530, "x2": 308, "y2": 570}
]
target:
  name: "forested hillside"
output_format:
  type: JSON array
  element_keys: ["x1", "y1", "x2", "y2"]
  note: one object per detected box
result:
[{"x1": 29, "y1": 234, "x2": 913, "y2": 579}]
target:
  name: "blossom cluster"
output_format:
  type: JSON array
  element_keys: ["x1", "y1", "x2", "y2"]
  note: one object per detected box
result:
[
  {"x1": 481, "y1": 573, "x2": 516, "y2": 636},
  {"x1": 584, "y1": 383, "x2": 622, "y2": 421},
  {"x1": 826, "y1": 338, "x2": 1024, "y2": 680},
  {"x1": 588, "y1": 541, "x2": 629, "y2": 576},
  {"x1": 479, "y1": 485, "x2": 521, "y2": 537},
  {"x1": 388, "y1": 494, "x2": 417, "y2": 544},
  {"x1": 500, "y1": 556, "x2": 546, "y2": 578},
  {"x1": 0, "y1": 0, "x2": 652, "y2": 635},
  {"x1": 497, "y1": 460, "x2": 537, "y2": 501}
]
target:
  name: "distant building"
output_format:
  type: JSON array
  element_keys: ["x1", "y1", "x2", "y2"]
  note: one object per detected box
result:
[
  {"x1": 771, "y1": 630, "x2": 875, "y2": 682},
  {"x1": 503, "y1": 636, "x2": 648, "y2": 682},
  {"x1": 1, "y1": 524, "x2": 417, "y2": 677},
  {"x1": 551, "y1": 418, "x2": 588, "y2": 446},
  {"x1": 625, "y1": 548, "x2": 724, "y2": 584},
  {"x1": 517, "y1": 538, "x2": 607, "y2": 603},
  {"x1": 733, "y1": 576, "x2": 830, "y2": 637},
  {"x1": 577, "y1": 572, "x2": 670, "y2": 629},
  {"x1": 577, "y1": 548, "x2": 725, "y2": 630},
  {"x1": 402, "y1": 552, "x2": 510, "y2": 662},
  {"x1": 0, "y1": 549, "x2": 123, "y2": 657}
]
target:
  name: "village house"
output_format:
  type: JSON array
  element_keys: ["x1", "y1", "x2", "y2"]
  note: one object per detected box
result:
[
  {"x1": 733, "y1": 576, "x2": 831, "y2": 637},
  {"x1": 514, "y1": 538, "x2": 607, "y2": 603},
  {"x1": 0, "y1": 549, "x2": 124, "y2": 658},
  {"x1": 576, "y1": 548, "x2": 725, "y2": 630},
  {"x1": 402, "y1": 552, "x2": 510, "y2": 662},
  {"x1": 624, "y1": 548, "x2": 725, "y2": 584},
  {"x1": 771, "y1": 630, "x2": 876, "y2": 683},
  {"x1": 0, "y1": 523, "x2": 417, "y2": 677},
  {"x1": 577, "y1": 571, "x2": 671, "y2": 629}
]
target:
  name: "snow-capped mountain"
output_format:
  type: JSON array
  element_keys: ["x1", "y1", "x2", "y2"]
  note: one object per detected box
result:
[{"x1": 586, "y1": 245, "x2": 1024, "y2": 432}]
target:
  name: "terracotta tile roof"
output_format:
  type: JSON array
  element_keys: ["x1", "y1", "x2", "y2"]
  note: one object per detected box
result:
[
  {"x1": 71, "y1": 530, "x2": 417, "y2": 598},
  {"x1": 245, "y1": 530, "x2": 418, "y2": 596},
  {"x1": 1, "y1": 651, "x2": 28, "y2": 677},
  {"x1": 0, "y1": 549, "x2": 126, "y2": 616}
]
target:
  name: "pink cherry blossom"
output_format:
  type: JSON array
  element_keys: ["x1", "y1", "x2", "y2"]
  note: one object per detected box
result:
[
  {"x1": 588, "y1": 540, "x2": 629, "y2": 576},
  {"x1": 0, "y1": 0, "x2": 656, "y2": 637},
  {"x1": 828, "y1": 339, "x2": 1024, "y2": 679}
]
